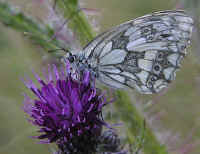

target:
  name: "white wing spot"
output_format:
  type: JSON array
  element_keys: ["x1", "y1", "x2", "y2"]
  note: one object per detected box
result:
[
  {"x1": 153, "y1": 23, "x2": 168, "y2": 31},
  {"x1": 124, "y1": 27, "x2": 138, "y2": 36},
  {"x1": 174, "y1": 16, "x2": 193, "y2": 24},
  {"x1": 129, "y1": 31, "x2": 142, "y2": 40},
  {"x1": 135, "y1": 85, "x2": 152, "y2": 94},
  {"x1": 168, "y1": 44, "x2": 178, "y2": 52},
  {"x1": 167, "y1": 53, "x2": 179, "y2": 66},
  {"x1": 99, "y1": 74, "x2": 123, "y2": 88},
  {"x1": 126, "y1": 38, "x2": 146, "y2": 51},
  {"x1": 153, "y1": 79, "x2": 168, "y2": 93},
  {"x1": 138, "y1": 59, "x2": 153, "y2": 71},
  {"x1": 122, "y1": 71, "x2": 137, "y2": 80},
  {"x1": 163, "y1": 67, "x2": 176, "y2": 80},
  {"x1": 109, "y1": 74, "x2": 125, "y2": 83},
  {"x1": 177, "y1": 55, "x2": 184, "y2": 66},
  {"x1": 179, "y1": 23, "x2": 193, "y2": 32},
  {"x1": 100, "y1": 41, "x2": 113, "y2": 58},
  {"x1": 144, "y1": 50, "x2": 157, "y2": 60},
  {"x1": 127, "y1": 42, "x2": 167, "y2": 52},
  {"x1": 135, "y1": 71, "x2": 149, "y2": 85},
  {"x1": 100, "y1": 49, "x2": 127, "y2": 65},
  {"x1": 101, "y1": 68, "x2": 121, "y2": 74}
]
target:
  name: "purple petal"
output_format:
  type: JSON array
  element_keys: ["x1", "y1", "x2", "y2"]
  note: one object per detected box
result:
[
  {"x1": 71, "y1": 88, "x2": 82, "y2": 113},
  {"x1": 23, "y1": 93, "x2": 33, "y2": 114},
  {"x1": 53, "y1": 64, "x2": 60, "y2": 80},
  {"x1": 48, "y1": 64, "x2": 53, "y2": 82},
  {"x1": 23, "y1": 64, "x2": 109, "y2": 144},
  {"x1": 32, "y1": 70, "x2": 46, "y2": 86},
  {"x1": 83, "y1": 71, "x2": 90, "y2": 85}
]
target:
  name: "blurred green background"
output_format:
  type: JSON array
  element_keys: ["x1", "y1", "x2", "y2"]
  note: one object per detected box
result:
[{"x1": 0, "y1": 0, "x2": 200, "y2": 154}]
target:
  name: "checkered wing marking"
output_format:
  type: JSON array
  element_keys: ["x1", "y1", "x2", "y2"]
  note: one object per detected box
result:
[{"x1": 83, "y1": 10, "x2": 193, "y2": 94}]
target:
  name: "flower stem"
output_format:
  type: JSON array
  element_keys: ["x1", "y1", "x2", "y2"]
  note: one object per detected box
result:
[
  {"x1": 114, "y1": 91, "x2": 168, "y2": 154},
  {"x1": 56, "y1": 0, "x2": 96, "y2": 46}
]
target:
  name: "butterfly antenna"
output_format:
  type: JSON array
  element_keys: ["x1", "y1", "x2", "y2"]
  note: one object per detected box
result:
[
  {"x1": 49, "y1": 19, "x2": 69, "y2": 41},
  {"x1": 24, "y1": 31, "x2": 70, "y2": 54}
]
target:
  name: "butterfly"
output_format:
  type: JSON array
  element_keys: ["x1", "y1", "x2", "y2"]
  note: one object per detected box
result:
[{"x1": 64, "y1": 10, "x2": 194, "y2": 94}]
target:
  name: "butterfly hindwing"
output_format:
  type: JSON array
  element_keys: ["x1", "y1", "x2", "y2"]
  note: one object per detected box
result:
[{"x1": 83, "y1": 10, "x2": 193, "y2": 94}]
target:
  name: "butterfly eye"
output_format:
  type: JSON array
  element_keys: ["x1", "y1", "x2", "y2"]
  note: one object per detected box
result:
[{"x1": 68, "y1": 56, "x2": 75, "y2": 63}]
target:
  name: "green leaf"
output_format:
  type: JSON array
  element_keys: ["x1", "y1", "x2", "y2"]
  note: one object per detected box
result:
[{"x1": 68, "y1": 0, "x2": 78, "y2": 6}]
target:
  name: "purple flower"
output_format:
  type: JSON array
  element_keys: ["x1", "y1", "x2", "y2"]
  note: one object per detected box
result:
[{"x1": 23, "y1": 63, "x2": 109, "y2": 153}]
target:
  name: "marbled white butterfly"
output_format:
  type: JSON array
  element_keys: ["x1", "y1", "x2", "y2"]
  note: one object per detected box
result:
[{"x1": 65, "y1": 10, "x2": 193, "y2": 94}]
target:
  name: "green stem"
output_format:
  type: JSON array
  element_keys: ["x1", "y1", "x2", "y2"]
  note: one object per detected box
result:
[
  {"x1": 114, "y1": 91, "x2": 168, "y2": 154},
  {"x1": 56, "y1": 0, "x2": 96, "y2": 46}
]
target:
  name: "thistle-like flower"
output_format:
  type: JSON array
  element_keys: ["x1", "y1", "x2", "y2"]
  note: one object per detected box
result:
[{"x1": 23, "y1": 63, "x2": 109, "y2": 154}]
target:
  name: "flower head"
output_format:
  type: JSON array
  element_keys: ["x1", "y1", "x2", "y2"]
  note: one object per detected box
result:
[{"x1": 23, "y1": 63, "x2": 108, "y2": 153}]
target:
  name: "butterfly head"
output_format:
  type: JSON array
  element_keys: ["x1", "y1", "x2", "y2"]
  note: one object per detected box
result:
[
  {"x1": 64, "y1": 52, "x2": 76, "y2": 63},
  {"x1": 63, "y1": 52, "x2": 98, "y2": 78}
]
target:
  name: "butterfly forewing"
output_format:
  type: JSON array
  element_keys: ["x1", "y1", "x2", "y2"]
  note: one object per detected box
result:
[{"x1": 83, "y1": 10, "x2": 194, "y2": 94}]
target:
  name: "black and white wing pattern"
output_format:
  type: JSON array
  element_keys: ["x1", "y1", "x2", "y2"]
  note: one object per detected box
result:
[{"x1": 83, "y1": 10, "x2": 194, "y2": 94}]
